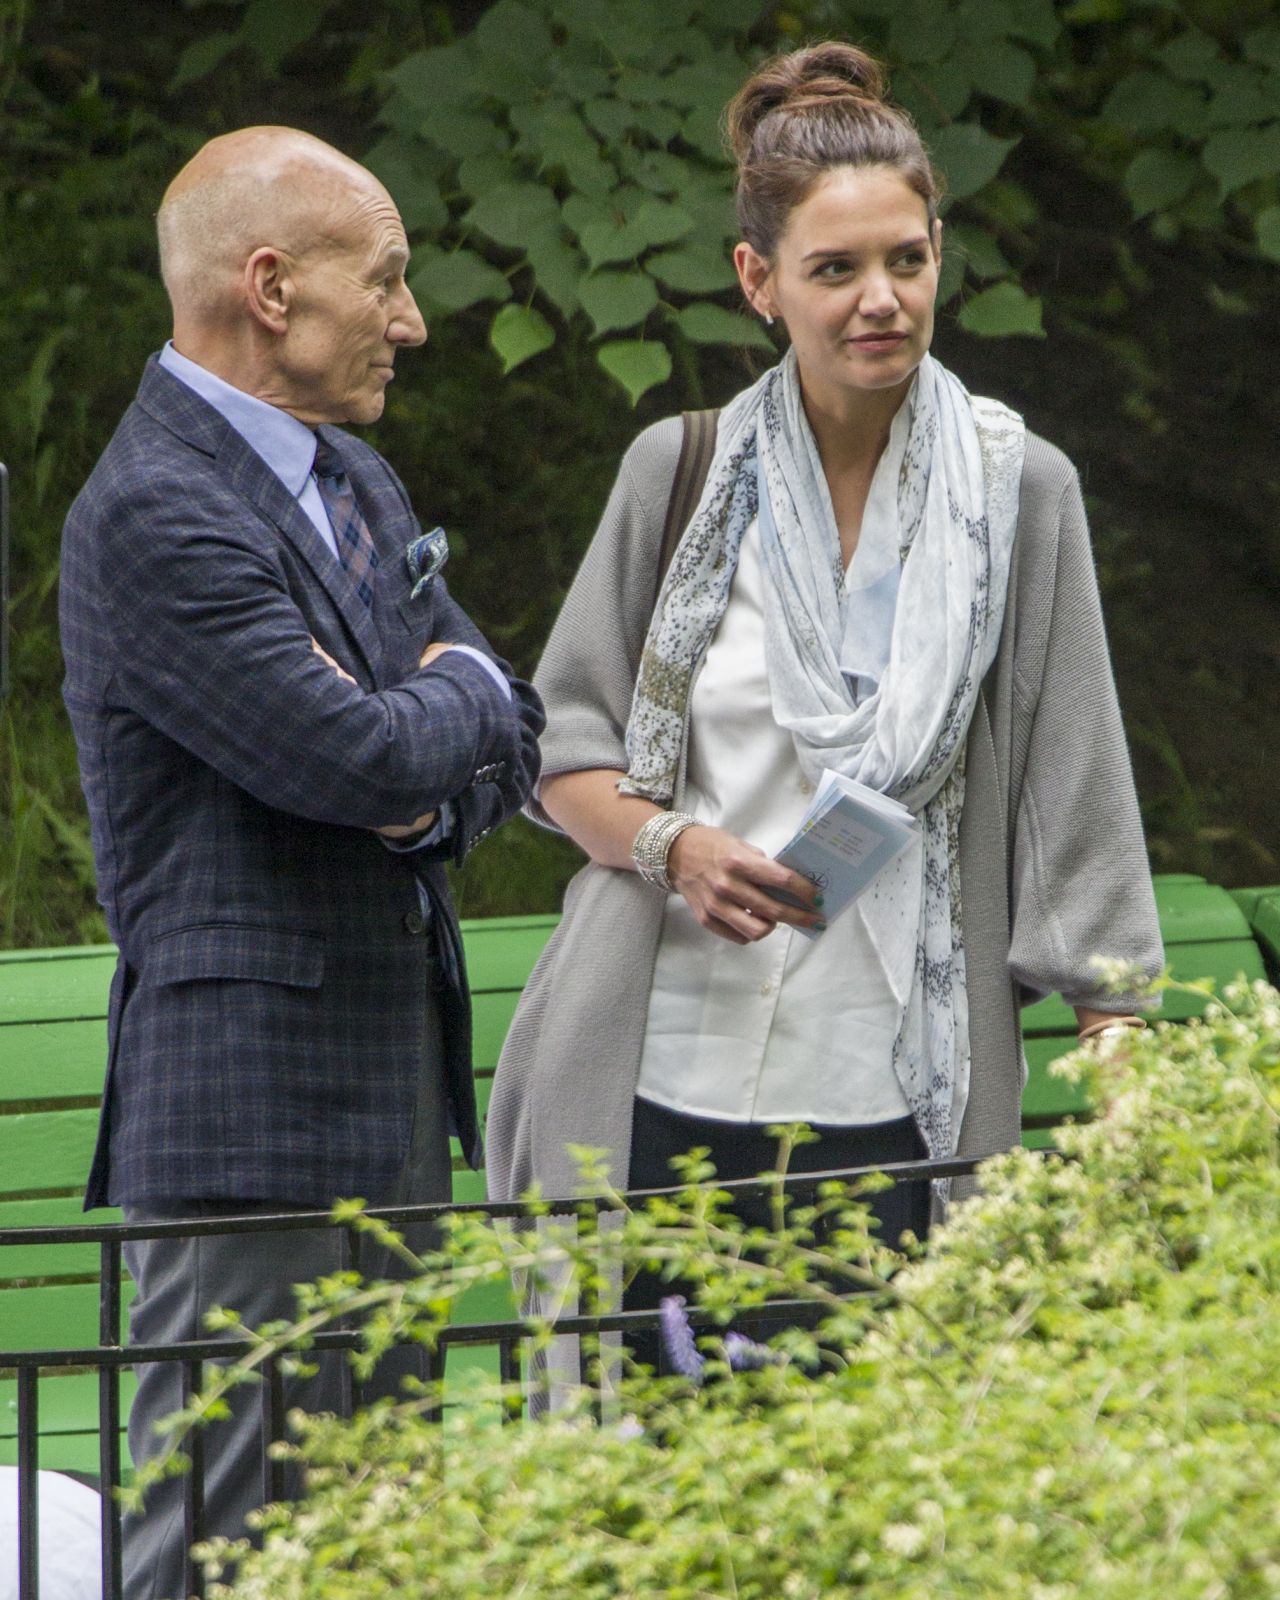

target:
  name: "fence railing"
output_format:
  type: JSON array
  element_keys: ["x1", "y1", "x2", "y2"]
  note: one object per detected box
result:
[{"x1": 2, "y1": 1151, "x2": 985, "y2": 1600}]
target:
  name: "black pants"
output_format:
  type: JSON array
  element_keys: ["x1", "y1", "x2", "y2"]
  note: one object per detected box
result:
[{"x1": 622, "y1": 1096, "x2": 930, "y2": 1373}]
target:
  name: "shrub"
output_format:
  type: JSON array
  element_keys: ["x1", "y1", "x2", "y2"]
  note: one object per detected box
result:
[{"x1": 185, "y1": 982, "x2": 1280, "y2": 1596}]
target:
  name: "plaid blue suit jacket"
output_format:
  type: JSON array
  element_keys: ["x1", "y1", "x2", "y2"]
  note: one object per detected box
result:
[{"x1": 60, "y1": 358, "x2": 544, "y2": 1209}]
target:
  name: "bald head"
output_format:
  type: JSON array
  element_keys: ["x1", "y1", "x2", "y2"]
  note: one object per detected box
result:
[
  {"x1": 157, "y1": 127, "x2": 384, "y2": 322},
  {"x1": 155, "y1": 126, "x2": 426, "y2": 425}
]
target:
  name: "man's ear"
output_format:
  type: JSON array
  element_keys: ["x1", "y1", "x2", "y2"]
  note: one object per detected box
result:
[{"x1": 244, "y1": 247, "x2": 291, "y2": 335}]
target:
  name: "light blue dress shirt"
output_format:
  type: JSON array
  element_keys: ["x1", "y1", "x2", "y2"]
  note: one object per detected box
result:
[{"x1": 157, "y1": 342, "x2": 510, "y2": 858}]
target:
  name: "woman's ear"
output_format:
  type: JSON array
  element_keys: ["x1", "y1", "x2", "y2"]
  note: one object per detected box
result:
[
  {"x1": 734, "y1": 240, "x2": 776, "y2": 324},
  {"x1": 930, "y1": 217, "x2": 943, "y2": 267}
]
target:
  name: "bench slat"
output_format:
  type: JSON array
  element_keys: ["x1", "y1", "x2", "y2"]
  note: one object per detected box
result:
[
  {"x1": 0, "y1": 999, "x2": 511, "y2": 1120},
  {"x1": 0, "y1": 1109, "x2": 100, "y2": 1196},
  {"x1": 0, "y1": 1020, "x2": 110, "y2": 1102},
  {"x1": 0, "y1": 949, "x2": 118, "y2": 1027},
  {"x1": 0, "y1": 1279, "x2": 133, "y2": 1352}
]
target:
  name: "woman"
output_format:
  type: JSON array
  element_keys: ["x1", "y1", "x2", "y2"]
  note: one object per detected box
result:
[{"x1": 487, "y1": 44, "x2": 1162, "y2": 1275}]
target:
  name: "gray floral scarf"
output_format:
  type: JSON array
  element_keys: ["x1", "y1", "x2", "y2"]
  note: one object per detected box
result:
[{"x1": 621, "y1": 349, "x2": 1025, "y2": 1162}]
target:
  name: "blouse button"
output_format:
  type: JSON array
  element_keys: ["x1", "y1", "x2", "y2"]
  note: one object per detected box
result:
[{"x1": 759, "y1": 978, "x2": 774, "y2": 996}]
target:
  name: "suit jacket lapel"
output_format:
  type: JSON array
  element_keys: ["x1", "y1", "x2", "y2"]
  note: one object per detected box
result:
[
  {"x1": 136, "y1": 361, "x2": 383, "y2": 681},
  {"x1": 220, "y1": 429, "x2": 383, "y2": 679}
]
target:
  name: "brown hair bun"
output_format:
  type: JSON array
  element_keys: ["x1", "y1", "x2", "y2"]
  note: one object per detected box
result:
[
  {"x1": 727, "y1": 42, "x2": 888, "y2": 163},
  {"x1": 726, "y1": 42, "x2": 940, "y2": 259}
]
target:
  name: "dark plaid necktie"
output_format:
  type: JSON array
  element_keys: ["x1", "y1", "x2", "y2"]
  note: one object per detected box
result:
[{"x1": 312, "y1": 436, "x2": 380, "y2": 608}]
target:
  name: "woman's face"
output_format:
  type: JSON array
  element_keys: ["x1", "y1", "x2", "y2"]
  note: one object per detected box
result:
[{"x1": 735, "y1": 164, "x2": 941, "y2": 410}]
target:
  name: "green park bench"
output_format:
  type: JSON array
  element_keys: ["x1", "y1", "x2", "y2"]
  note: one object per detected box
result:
[{"x1": 3, "y1": 877, "x2": 1279, "y2": 1472}]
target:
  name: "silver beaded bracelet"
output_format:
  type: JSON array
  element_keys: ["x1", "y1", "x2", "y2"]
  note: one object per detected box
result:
[{"x1": 631, "y1": 810, "x2": 699, "y2": 892}]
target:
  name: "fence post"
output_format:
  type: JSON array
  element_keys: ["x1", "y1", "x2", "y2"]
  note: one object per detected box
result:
[
  {"x1": 17, "y1": 1366, "x2": 39, "y2": 1600},
  {"x1": 98, "y1": 1237, "x2": 124, "y2": 1600}
]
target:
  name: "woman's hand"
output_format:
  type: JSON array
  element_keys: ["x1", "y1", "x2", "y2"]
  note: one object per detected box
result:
[{"x1": 668, "y1": 824, "x2": 825, "y2": 945}]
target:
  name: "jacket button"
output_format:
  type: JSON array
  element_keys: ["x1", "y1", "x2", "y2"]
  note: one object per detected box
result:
[{"x1": 402, "y1": 910, "x2": 427, "y2": 935}]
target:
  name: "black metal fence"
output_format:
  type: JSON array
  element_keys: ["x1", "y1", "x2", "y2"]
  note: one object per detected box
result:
[{"x1": 2, "y1": 1151, "x2": 982, "y2": 1600}]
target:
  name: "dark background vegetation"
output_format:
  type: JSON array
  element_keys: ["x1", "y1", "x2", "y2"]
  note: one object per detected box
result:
[{"x1": 2, "y1": 0, "x2": 1277, "y2": 948}]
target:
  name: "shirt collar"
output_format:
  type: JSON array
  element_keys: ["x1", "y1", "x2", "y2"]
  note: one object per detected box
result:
[{"x1": 158, "y1": 341, "x2": 318, "y2": 496}]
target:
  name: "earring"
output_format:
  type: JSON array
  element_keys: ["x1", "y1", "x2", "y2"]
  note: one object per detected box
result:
[{"x1": 762, "y1": 311, "x2": 775, "y2": 326}]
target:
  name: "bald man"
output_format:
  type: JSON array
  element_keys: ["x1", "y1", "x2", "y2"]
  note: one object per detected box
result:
[{"x1": 59, "y1": 129, "x2": 543, "y2": 1597}]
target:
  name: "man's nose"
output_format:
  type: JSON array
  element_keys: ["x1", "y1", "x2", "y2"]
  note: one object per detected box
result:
[{"x1": 391, "y1": 284, "x2": 428, "y2": 347}]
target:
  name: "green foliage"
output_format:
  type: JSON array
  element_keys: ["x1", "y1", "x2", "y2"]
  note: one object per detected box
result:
[
  {"x1": 0, "y1": 17, "x2": 194, "y2": 945},
  {"x1": 159, "y1": 980, "x2": 1280, "y2": 1596},
  {"x1": 5, "y1": 0, "x2": 1280, "y2": 943},
  {"x1": 174, "y1": 0, "x2": 1074, "y2": 405}
]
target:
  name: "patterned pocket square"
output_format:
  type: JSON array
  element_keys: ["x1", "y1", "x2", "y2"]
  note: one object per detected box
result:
[{"x1": 406, "y1": 526, "x2": 449, "y2": 598}]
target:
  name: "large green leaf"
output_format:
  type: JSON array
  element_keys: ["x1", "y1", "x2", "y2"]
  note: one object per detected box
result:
[
  {"x1": 577, "y1": 0, "x2": 659, "y2": 62},
  {"x1": 692, "y1": 0, "x2": 770, "y2": 35},
  {"x1": 1158, "y1": 31, "x2": 1220, "y2": 83},
  {"x1": 410, "y1": 251, "x2": 512, "y2": 314},
  {"x1": 961, "y1": 41, "x2": 1036, "y2": 106},
  {"x1": 946, "y1": 223, "x2": 1010, "y2": 280},
  {"x1": 363, "y1": 137, "x2": 449, "y2": 236},
  {"x1": 240, "y1": 0, "x2": 329, "y2": 71},
  {"x1": 524, "y1": 228, "x2": 584, "y2": 318},
  {"x1": 618, "y1": 148, "x2": 691, "y2": 197},
  {"x1": 581, "y1": 98, "x2": 640, "y2": 144},
  {"x1": 489, "y1": 303, "x2": 555, "y2": 373},
  {"x1": 465, "y1": 183, "x2": 562, "y2": 250},
  {"x1": 675, "y1": 302, "x2": 773, "y2": 350},
  {"x1": 169, "y1": 31, "x2": 238, "y2": 92},
  {"x1": 596, "y1": 339, "x2": 673, "y2": 405},
  {"x1": 957, "y1": 281, "x2": 1044, "y2": 337},
  {"x1": 566, "y1": 195, "x2": 695, "y2": 269},
  {"x1": 384, "y1": 45, "x2": 477, "y2": 111},
  {"x1": 1256, "y1": 205, "x2": 1280, "y2": 262},
  {"x1": 511, "y1": 104, "x2": 614, "y2": 196},
  {"x1": 1203, "y1": 62, "x2": 1275, "y2": 131},
  {"x1": 472, "y1": 0, "x2": 555, "y2": 64},
  {"x1": 458, "y1": 155, "x2": 517, "y2": 199},
  {"x1": 1202, "y1": 125, "x2": 1280, "y2": 197},
  {"x1": 1244, "y1": 25, "x2": 1280, "y2": 72},
  {"x1": 1123, "y1": 149, "x2": 1199, "y2": 218},
  {"x1": 1100, "y1": 70, "x2": 1209, "y2": 136},
  {"x1": 1005, "y1": 0, "x2": 1061, "y2": 49},
  {"x1": 647, "y1": 245, "x2": 738, "y2": 294},
  {"x1": 928, "y1": 124, "x2": 1018, "y2": 200},
  {"x1": 425, "y1": 111, "x2": 510, "y2": 162},
  {"x1": 901, "y1": 59, "x2": 973, "y2": 122},
  {"x1": 889, "y1": 0, "x2": 958, "y2": 65},
  {"x1": 578, "y1": 271, "x2": 659, "y2": 335}
]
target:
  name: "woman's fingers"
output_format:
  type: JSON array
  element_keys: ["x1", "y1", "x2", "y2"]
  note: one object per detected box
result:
[
  {"x1": 732, "y1": 855, "x2": 824, "y2": 930},
  {"x1": 668, "y1": 824, "x2": 825, "y2": 942}
]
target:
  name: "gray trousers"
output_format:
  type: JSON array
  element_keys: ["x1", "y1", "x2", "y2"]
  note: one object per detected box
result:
[{"x1": 120, "y1": 997, "x2": 452, "y2": 1600}]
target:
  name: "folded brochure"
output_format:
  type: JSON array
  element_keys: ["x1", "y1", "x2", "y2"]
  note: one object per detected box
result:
[{"x1": 770, "y1": 769, "x2": 920, "y2": 938}]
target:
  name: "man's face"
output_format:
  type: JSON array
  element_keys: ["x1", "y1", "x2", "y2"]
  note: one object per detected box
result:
[{"x1": 276, "y1": 177, "x2": 427, "y2": 426}]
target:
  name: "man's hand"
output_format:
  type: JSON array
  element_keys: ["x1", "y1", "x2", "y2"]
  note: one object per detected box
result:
[
  {"x1": 377, "y1": 812, "x2": 438, "y2": 839},
  {"x1": 311, "y1": 637, "x2": 356, "y2": 684},
  {"x1": 418, "y1": 641, "x2": 458, "y2": 669},
  {"x1": 667, "y1": 824, "x2": 825, "y2": 946}
]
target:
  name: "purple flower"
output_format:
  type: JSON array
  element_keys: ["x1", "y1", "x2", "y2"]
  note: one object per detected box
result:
[
  {"x1": 658, "y1": 1295, "x2": 705, "y2": 1383},
  {"x1": 724, "y1": 1331, "x2": 776, "y2": 1371}
]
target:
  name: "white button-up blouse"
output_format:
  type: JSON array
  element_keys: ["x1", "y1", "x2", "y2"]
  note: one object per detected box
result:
[{"x1": 635, "y1": 509, "x2": 913, "y2": 1128}]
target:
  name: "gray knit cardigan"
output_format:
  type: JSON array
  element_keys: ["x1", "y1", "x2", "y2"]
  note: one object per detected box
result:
[{"x1": 486, "y1": 416, "x2": 1163, "y2": 1205}]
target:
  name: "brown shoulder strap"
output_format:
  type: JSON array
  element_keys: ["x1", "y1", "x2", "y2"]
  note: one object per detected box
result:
[{"x1": 654, "y1": 407, "x2": 719, "y2": 607}]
